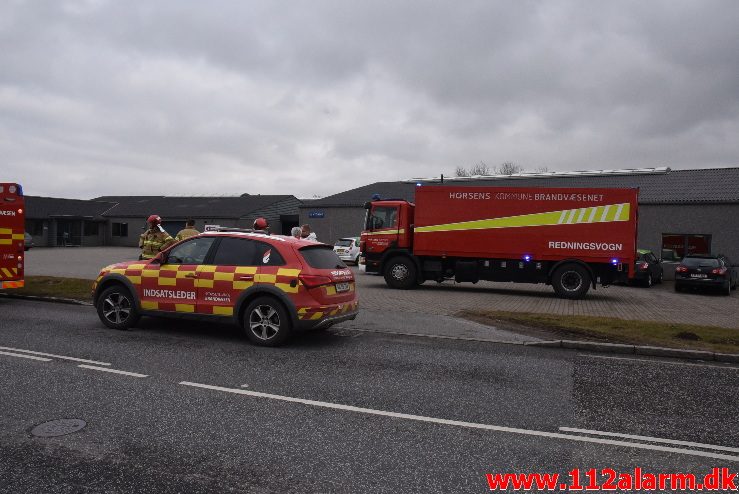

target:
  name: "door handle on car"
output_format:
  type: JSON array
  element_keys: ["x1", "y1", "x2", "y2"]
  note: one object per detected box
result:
[
  {"x1": 185, "y1": 273, "x2": 197, "y2": 278},
  {"x1": 238, "y1": 275, "x2": 254, "y2": 281}
]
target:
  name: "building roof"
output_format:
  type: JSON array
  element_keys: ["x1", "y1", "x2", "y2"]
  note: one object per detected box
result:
[
  {"x1": 95, "y1": 195, "x2": 298, "y2": 219},
  {"x1": 307, "y1": 167, "x2": 739, "y2": 206},
  {"x1": 25, "y1": 196, "x2": 118, "y2": 219}
]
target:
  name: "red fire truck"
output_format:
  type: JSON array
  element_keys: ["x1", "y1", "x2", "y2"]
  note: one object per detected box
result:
[
  {"x1": 360, "y1": 185, "x2": 638, "y2": 299},
  {"x1": 0, "y1": 183, "x2": 26, "y2": 290}
]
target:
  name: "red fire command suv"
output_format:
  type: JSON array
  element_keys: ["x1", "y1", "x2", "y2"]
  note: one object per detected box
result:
[{"x1": 92, "y1": 230, "x2": 358, "y2": 346}]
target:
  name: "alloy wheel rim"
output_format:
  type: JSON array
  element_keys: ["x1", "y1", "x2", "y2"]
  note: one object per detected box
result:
[
  {"x1": 249, "y1": 305, "x2": 280, "y2": 340},
  {"x1": 102, "y1": 293, "x2": 131, "y2": 324}
]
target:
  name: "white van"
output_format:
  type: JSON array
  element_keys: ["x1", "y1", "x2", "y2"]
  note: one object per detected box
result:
[{"x1": 333, "y1": 237, "x2": 360, "y2": 265}]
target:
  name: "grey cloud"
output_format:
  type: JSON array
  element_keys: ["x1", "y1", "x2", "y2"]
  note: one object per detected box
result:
[{"x1": 0, "y1": 0, "x2": 738, "y2": 199}]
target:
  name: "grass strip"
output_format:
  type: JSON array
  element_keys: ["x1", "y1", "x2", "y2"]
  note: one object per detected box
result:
[
  {"x1": 1, "y1": 276, "x2": 94, "y2": 303},
  {"x1": 459, "y1": 309, "x2": 739, "y2": 354}
]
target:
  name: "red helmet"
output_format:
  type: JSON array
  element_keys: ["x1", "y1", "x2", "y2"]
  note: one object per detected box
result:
[
  {"x1": 147, "y1": 214, "x2": 161, "y2": 225},
  {"x1": 253, "y1": 217, "x2": 269, "y2": 230}
]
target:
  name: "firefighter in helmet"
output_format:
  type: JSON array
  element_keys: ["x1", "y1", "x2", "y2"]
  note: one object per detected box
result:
[
  {"x1": 139, "y1": 215, "x2": 175, "y2": 260},
  {"x1": 253, "y1": 217, "x2": 269, "y2": 232}
]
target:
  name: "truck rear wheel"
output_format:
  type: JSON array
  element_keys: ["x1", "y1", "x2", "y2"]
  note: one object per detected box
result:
[
  {"x1": 384, "y1": 257, "x2": 417, "y2": 290},
  {"x1": 552, "y1": 264, "x2": 591, "y2": 299}
]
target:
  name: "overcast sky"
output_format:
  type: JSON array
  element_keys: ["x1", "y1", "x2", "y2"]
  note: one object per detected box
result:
[{"x1": 2, "y1": 1, "x2": 738, "y2": 200}]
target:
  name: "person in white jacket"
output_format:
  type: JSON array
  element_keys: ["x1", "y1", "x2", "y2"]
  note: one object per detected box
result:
[{"x1": 300, "y1": 224, "x2": 317, "y2": 241}]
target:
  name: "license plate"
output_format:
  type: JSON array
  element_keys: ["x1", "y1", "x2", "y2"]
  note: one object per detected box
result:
[
  {"x1": 335, "y1": 282, "x2": 350, "y2": 292},
  {"x1": 690, "y1": 274, "x2": 707, "y2": 278},
  {"x1": 336, "y1": 249, "x2": 347, "y2": 254}
]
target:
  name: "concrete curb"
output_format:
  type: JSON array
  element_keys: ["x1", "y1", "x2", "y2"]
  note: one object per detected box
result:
[
  {"x1": 525, "y1": 339, "x2": 739, "y2": 363},
  {"x1": 0, "y1": 293, "x2": 92, "y2": 306}
]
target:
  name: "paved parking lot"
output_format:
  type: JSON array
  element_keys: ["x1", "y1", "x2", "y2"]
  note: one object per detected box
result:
[{"x1": 24, "y1": 247, "x2": 739, "y2": 329}]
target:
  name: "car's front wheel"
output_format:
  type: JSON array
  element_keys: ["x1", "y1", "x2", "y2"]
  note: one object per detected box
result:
[
  {"x1": 243, "y1": 296, "x2": 292, "y2": 346},
  {"x1": 96, "y1": 285, "x2": 140, "y2": 330},
  {"x1": 384, "y1": 257, "x2": 418, "y2": 289}
]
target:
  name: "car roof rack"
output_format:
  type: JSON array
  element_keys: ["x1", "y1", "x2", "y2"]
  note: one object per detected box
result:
[{"x1": 211, "y1": 227, "x2": 270, "y2": 235}]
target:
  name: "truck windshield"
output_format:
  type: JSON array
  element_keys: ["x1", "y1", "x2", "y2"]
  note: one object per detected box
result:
[{"x1": 369, "y1": 206, "x2": 398, "y2": 230}]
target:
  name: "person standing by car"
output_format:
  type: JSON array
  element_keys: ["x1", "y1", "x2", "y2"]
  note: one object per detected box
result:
[
  {"x1": 139, "y1": 215, "x2": 175, "y2": 260},
  {"x1": 175, "y1": 218, "x2": 199, "y2": 241},
  {"x1": 301, "y1": 224, "x2": 317, "y2": 241},
  {"x1": 290, "y1": 226, "x2": 302, "y2": 238}
]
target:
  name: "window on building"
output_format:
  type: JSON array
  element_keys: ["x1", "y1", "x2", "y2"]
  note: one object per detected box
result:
[
  {"x1": 25, "y1": 220, "x2": 43, "y2": 236},
  {"x1": 112, "y1": 222, "x2": 128, "y2": 237},
  {"x1": 84, "y1": 221, "x2": 99, "y2": 236},
  {"x1": 661, "y1": 234, "x2": 711, "y2": 261}
]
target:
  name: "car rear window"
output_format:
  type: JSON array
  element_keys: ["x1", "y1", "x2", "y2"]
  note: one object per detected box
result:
[
  {"x1": 335, "y1": 239, "x2": 353, "y2": 247},
  {"x1": 682, "y1": 257, "x2": 719, "y2": 268},
  {"x1": 300, "y1": 245, "x2": 347, "y2": 269}
]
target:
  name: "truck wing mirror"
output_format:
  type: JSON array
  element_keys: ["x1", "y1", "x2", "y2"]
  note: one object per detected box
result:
[{"x1": 363, "y1": 201, "x2": 371, "y2": 209}]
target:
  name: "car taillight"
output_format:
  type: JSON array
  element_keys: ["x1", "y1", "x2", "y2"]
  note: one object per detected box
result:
[
  {"x1": 711, "y1": 267, "x2": 727, "y2": 275},
  {"x1": 676, "y1": 265, "x2": 688, "y2": 273},
  {"x1": 638, "y1": 262, "x2": 649, "y2": 270},
  {"x1": 298, "y1": 274, "x2": 333, "y2": 288}
]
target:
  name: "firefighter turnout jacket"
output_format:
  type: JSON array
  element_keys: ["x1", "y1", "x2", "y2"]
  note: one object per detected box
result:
[
  {"x1": 175, "y1": 228, "x2": 200, "y2": 241},
  {"x1": 139, "y1": 229, "x2": 175, "y2": 259}
]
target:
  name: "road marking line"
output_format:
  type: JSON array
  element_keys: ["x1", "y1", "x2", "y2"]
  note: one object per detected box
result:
[
  {"x1": 0, "y1": 350, "x2": 52, "y2": 362},
  {"x1": 77, "y1": 365, "x2": 148, "y2": 378},
  {"x1": 579, "y1": 353, "x2": 739, "y2": 370},
  {"x1": 558, "y1": 427, "x2": 739, "y2": 453},
  {"x1": 179, "y1": 381, "x2": 739, "y2": 462},
  {"x1": 0, "y1": 345, "x2": 111, "y2": 366}
]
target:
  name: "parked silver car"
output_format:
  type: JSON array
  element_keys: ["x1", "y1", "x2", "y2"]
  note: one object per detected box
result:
[{"x1": 333, "y1": 237, "x2": 360, "y2": 265}]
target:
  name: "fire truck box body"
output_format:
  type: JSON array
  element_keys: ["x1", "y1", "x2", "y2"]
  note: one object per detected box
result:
[
  {"x1": 361, "y1": 185, "x2": 638, "y2": 299},
  {"x1": 0, "y1": 183, "x2": 25, "y2": 290}
]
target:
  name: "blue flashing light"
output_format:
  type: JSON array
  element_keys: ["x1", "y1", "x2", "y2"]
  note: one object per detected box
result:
[
  {"x1": 611, "y1": 258, "x2": 619, "y2": 265},
  {"x1": 523, "y1": 255, "x2": 531, "y2": 262},
  {"x1": 416, "y1": 182, "x2": 422, "y2": 187}
]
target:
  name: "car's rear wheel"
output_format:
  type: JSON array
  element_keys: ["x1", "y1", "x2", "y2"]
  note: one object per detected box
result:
[
  {"x1": 243, "y1": 296, "x2": 292, "y2": 346},
  {"x1": 551, "y1": 263, "x2": 590, "y2": 299},
  {"x1": 97, "y1": 285, "x2": 139, "y2": 330},
  {"x1": 724, "y1": 281, "x2": 732, "y2": 296}
]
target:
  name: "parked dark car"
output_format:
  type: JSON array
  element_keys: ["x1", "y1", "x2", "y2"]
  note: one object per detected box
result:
[
  {"x1": 632, "y1": 249, "x2": 663, "y2": 287},
  {"x1": 675, "y1": 254, "x2": 738, "y2": 295}
]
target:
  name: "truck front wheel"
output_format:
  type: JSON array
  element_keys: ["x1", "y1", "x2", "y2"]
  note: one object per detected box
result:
[
  {"x1": 552, "y1": 264, "x2": 591, "y2": 299},
  {"x1": 384, "y1": 257, "x2": 417, "y2": 290}
]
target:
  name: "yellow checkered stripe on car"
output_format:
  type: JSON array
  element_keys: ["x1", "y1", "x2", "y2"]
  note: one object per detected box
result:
[
  {"x1": 0, "y1": 228, "x2": 25, "y2": 245},
  {"x1": 414, "y1": 203, "x2": 631, "y2": 233},
  {"x1": 195, "y1": 266, "x2": 301, "y2": 293},
  {"x1": 297, "y1": 300, "x2": 359, "y2": 320}
]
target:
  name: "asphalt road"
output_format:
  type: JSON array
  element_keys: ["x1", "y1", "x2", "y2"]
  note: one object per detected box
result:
[{"x1": 0, "y1": 299, "x2": 737, "y2": 493}]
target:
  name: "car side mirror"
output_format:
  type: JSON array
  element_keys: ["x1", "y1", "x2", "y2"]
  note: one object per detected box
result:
[{"x1": 151, "y1": 252, "x2": 165, "y2": 264}]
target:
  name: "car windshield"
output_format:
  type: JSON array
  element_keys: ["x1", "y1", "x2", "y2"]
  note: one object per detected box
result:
[
  {"x1": 335, "y1": 239, "x2": 353, "y2": 247},
  {"x1": 682, "y1": 257, "x2": 719, "y2": 268},
  {"x1": 300, "y1": 245, "x2": 347, "y2": 269}
]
